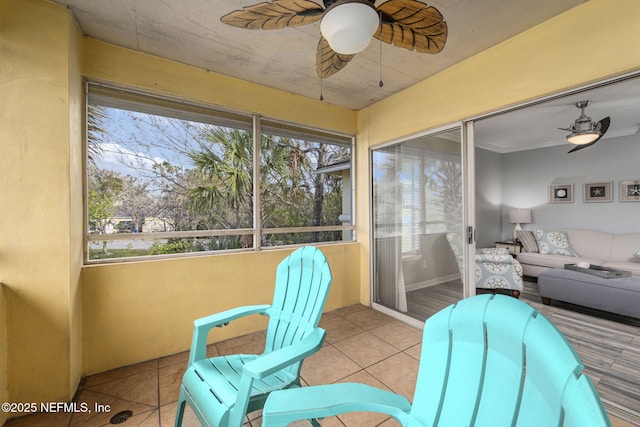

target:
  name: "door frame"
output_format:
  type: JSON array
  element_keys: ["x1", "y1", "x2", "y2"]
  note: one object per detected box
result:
[
  {"x1": 369, "y1": 122, "x2": 476, "y2": 325},
  {"x1": 462, "y1": 120, "x2": 477, "y2": 298}
]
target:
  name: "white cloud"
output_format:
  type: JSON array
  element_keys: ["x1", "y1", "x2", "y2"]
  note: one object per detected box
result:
[{"x1": 99, "y1": 142, "x2": 165, "y2": 170}]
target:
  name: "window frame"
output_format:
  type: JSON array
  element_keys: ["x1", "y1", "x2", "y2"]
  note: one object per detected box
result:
[{"x1": 84, "y1": 81, "x2": 355, "y2": 264}]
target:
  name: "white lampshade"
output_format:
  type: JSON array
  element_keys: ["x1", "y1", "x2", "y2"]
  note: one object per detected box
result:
[
  {"x1": 566, "y1": 132, "x2": 600, "y2": 145},
  {"x1": 508, "y1": 209, "x2": 532, "y2": 224},
  {"x1": 320, "y1": 1, "x2": 379, "y2": 55}
]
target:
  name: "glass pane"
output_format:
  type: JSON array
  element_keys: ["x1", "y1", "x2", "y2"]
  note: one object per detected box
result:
[
  {"x1": 262, "y1": 231, "x2": 345, "y2": 247},
  {"x1": 260, "y1": 120, "x2": 352, "y2": 244},
  {"x1": 372, "y1": 129, "x2": 463, "y2": 322},
  {"x1": 88, "y1": 235, "x2": 254, "y2": 261},
  {"x1": 87, "y1": 88, "x2": 253, "y2": 260}
]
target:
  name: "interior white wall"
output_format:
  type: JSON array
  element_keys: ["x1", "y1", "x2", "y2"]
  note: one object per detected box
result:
[
  {"x1": 497, "y1": 135, "x2": 640, "y2": 237},
  {"x1": 475, "y1": 148, "x2": 504, "y2": 247}
]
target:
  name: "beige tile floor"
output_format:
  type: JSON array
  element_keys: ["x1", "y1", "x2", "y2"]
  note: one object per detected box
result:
[{"x1": 5, "y1": 304, "x2": 635, "y2": 426}]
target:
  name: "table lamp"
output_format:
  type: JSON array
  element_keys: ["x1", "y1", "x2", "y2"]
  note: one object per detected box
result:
[{"x1": 509, "y1": 209, "x2": 532, "y2": 241}]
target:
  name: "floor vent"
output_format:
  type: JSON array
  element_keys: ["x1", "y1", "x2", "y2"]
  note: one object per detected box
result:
[{"x1": 110, "y1": 410, "x2": 133, "y2": 424}]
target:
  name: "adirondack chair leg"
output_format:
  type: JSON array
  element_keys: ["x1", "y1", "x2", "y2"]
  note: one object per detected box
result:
[{"x1": 175, "y1": 389, "x2": 186, "y2": 427}]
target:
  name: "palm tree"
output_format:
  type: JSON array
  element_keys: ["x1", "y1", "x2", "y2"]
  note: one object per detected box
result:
[
  {"x1": 187, "y1": 126, "x2": 346, "y2": 247},
  {"x1": 187, "y1": 128, "x2": 254, "y2": 248},
  {"x1": 87, "y1": 105, "x2": 105, "y2": 165}
]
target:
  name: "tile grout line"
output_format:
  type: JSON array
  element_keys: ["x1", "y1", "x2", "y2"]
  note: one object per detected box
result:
[{"x1": 156, "y1": 360, "x2": 162, "y2": 426}]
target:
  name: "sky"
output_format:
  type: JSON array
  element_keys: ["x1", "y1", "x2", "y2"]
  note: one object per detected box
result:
[{"x1": 95, "y1": 107, "x2": 194, "y2": 178}]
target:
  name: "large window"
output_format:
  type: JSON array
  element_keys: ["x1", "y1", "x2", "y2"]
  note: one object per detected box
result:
[{"x1": 86, "y1": 83, "x2": 353, "y2": 262}]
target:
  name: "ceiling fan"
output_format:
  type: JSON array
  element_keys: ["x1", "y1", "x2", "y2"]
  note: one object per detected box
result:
[
  {"x1": 559, "y1": 101, "x2": 611, "y2": 153},
  {"x1": 221, "y1": 0, "x2": 448, "y2": 79}
]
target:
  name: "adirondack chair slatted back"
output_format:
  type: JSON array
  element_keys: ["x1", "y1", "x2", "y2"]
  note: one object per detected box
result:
[
  {"x1": 265, "y1": 246, "x2": 332, "y2": 357},
  {"x1": 517, "y1": 311, "x2": 587, "y2": 425},
  {"x1": 411, "y1": 294, "x2": 606, "y2": 427},
  {"x1": 562, "y1": 374, "x2": 611, "y2": 426},
  {"x1": 260, "y1": 294, "x2": 609, "y2": 427}
]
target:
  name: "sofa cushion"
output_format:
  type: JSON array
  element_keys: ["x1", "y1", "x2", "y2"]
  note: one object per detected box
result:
[
  {"x1": 610, "y1": 233, "x2": 640, "y2": 262},
  {"x1": 534, "y1": 230, "x2": 578, "y2": 256},
  {"x1": 516, "y1": 252, "x2": 604, "y2": 270},
  {"x1": 561, "y1": 229, "x2": 614, "y2": 260}
]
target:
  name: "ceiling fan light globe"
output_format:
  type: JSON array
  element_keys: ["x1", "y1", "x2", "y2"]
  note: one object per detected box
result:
[
  {"x1": 320, "y1": 2, "x2": 379, "y2": 55},
  {"x1": 567, "y1": 132, "x2": 600, "y2": 145}
]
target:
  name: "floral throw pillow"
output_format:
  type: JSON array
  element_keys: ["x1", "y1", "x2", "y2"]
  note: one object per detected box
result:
[{"x1": 533, "y1": 230, "x2": 578, "y2": 256}]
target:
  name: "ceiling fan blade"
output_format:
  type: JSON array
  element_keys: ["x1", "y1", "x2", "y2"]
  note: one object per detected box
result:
[
  {"x1": 316, "y1": 37, "x2": 355, "y2": 79},
  {"x1": 598, "y1": 116, "x2": 611, "y2": 135},
  {"x1": 221, "y1": 0, "x2": 323, "y2": 30},
  {"x1": 568, "y1": 116, "x2": 611, "y2": 153},
  {"x1": 374, "y1": 0, "x2": 447, "y2": 53}
]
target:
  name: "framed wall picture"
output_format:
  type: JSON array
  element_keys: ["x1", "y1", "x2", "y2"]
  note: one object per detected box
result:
[
  {"x1": 549, "y1": 184, "x2": 573, "y2": 203},
  {"x1": 584, "y1": 181, "x2": 612, "y2": 202},
  {"x1": 620, "y1": 180, "x2": 640, "y2": 202}
]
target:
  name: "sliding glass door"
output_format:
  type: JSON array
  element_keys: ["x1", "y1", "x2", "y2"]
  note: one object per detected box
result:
[{"x1": 371, "y1": 126, "x2": 471, "y2": 322}]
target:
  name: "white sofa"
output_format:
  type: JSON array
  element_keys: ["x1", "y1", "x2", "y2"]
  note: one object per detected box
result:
[{"x1": 517, "y1": 229, "x2": 640, "y2": 278}]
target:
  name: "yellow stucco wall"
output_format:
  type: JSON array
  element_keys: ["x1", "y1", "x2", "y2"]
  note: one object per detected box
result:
[
  {"x1": 1, "y1": 0, "x2": 84, "y2": 406},
  {"x1": 354, "y1": 0, "x2": 640, "y2": 303},
  {"x1": 81, "y1": 244, "x2": 359, "y2": 374},
  {"x1": 0, "y1": 285, "x2": 7, "y2": 426},
  {"x1": 83, "y1": 38, "x2": 358, "y2": 136},
  {"x1": 67, "y1": 0, "x2": 85, "y2": 400}
]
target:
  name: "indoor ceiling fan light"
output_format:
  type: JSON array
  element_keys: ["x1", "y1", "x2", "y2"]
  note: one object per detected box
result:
[
  {"x1": 320, "y1": 1, "x2": 379, "y2": 55},
  {"x1": 561, "y1": 100, "x2": 609, "y2": 148},
  {"x1": 566, "y1": 132, "x2": 600, "y2": 145}
]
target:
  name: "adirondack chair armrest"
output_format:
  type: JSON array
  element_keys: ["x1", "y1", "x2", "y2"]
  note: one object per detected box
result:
[
  {"x1": 243, "y1": 328, "x2": 326, "y2": 380},
  {"x1": 262, "y1": 382, "x2": 412, "y2": 426},
  {"x1": 194, "y1": 304, "x2": 272, "y2": 330},
  {"x1": 188, "y1": 304, "x2": 272, "y2": 365}
]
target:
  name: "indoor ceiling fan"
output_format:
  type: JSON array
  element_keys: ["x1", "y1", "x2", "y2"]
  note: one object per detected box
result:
[
  {"x1": 559, "y1": 101, "x2": 610, "y2": 153},
  {"x1": 221, "y1": 0, "x2": 447, "y2": 79}
]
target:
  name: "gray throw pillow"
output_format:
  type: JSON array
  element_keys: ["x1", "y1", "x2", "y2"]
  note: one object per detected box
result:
[
  {"x1": 533, "y1": 230, "x2": 578, "y2": 256},
  {"x1": 516, "y1": 230, "x2": 538, "y2": 253}
]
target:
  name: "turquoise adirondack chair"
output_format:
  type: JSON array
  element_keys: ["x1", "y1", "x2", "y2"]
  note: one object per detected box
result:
[
  {"x1": 174, "y1": 246, "x2": 332, "y2": 427},
  {"x1": 262, "y1": 294, "x2": 611, "y2": 427}
]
